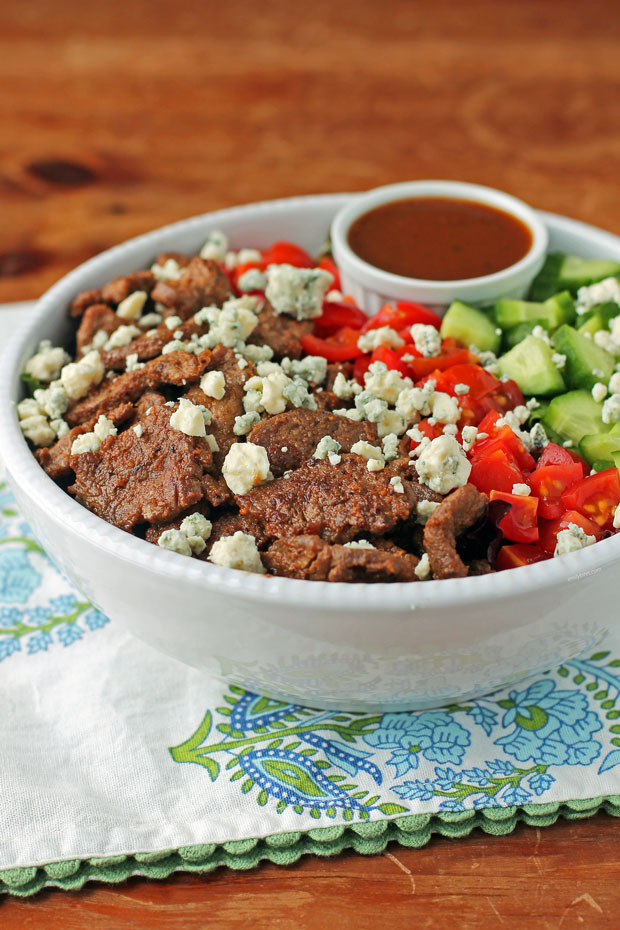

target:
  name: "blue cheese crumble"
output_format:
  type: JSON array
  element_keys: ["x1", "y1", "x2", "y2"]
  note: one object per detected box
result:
[
  {"x1": 415, "y1": 435, "x2": 471, "y2": 494},
  {"x1": 208, "y1": 531, "x2": 265, "y2": 573},
  {"x1": 554, "y1": 522, "x2": 596, "y2": 557},
  {"x1": 265, "y1": 264, "x2": 333, "y2": 320}
]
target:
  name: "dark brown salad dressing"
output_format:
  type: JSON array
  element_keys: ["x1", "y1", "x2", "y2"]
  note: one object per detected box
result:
[{"x1": 347, "y1": 197, "x2": 533, "y2": 281}]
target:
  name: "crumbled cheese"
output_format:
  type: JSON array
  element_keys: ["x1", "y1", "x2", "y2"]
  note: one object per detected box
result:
[
  {"x1": 60, "y1": 350, "x2": 105, "y2": 401},
  {"x1": 240, "y1": 343, "x2": 274, "y2": 363},
  {"x1": 551, "y1": 352, "x2": 566, "y2": 370},
  {"x1": 169, "y1": 398, "x2": 210, "y2": 437},
  {"x1": 532, "y1": 325, "x2": 551, "y2": 345},
  {"x1": 325, "y1": 289, "x2": 344, "y2": 302},
  {"x1": 116, "y1": 290, "x2": 148, "y2": 321},
  {"x1": 593, "y1": 329, "x2": 620, "y2": 354},
  {"x1": 233, "y1": 411, "x2": 260, "y2": 436},
  {"x1": 237, "y1": 248, "x2": 262, "y2": 265},
  {"x1": 33, "y1": 383, "x2": 69, "y2": 421},
  {"x1": 357, "y1": 326, "x2": 405, "y2": 353},
  {"x1": 382, "y1": 433, "x2": 399, "y2": 462},
  {"x1": 512, "y1": 483, "x2": 531, "y2": 496},
  {"x1": 139, "y1": 312, "x2": 163, "y2": 329},
  {"x1": 208, "y1": 531, "x2": 266, "y2": 574},
  {"x1": 350, "y1": 440, "x2": 385, "y2": 471},
  {"x1": 430, "y1": 391, "x2": 461, "y2": 425},
  {"x1": 415, "y1": 499, "x2": 440, "y2": 525},
  {"x1": 554, "y1": 522, "x2": 596, "y2": 557},
  {"x1": 314, "y1": 435, "x2": 342, "y2": 465},
  {"x1": 602, "y1": 393, "x2": 620, "y2": 424},
  {"x1": 333, "y1": 407, "x2": 363, "y2": 422},
  {"x1": 200, "y1": 370, "x2": 226, "y2": 400},
  {"x1": 103, "y1": 325, "x2": 140, "y2": 351},
  {"x1": 23, "y1": 341, "x2": 70, "y2": 383},
  {"x1": 563, "y1": 440, "x2": 574, "y2": 448},
  {"x1": 576, "y1": 277, "x2": 620, "y2": 313},
  {"x1": 526, "y1": 398, "x2": 541, "y2": 411},
  {"x1": 529, "y1": 422, "x2": 549, "y2": 450},
  {"x1": 164, "y1": 315, "x2": 183, "y2": 331},
  {"x1": 179, "y1": 512, "x2": 213, "y2": 555},
  {"x1": 414, "y1": 552, "x2": 431, "y2": 580},
  {"x1": 415, "y1": 435, "x2": 471, "y2": 494},
  {"x1": 390, "y1": 475, "x2": 404, "y2": 494},
  {"x1": 126, "y1": 353, "x2": 145, "y2": 372},
  {"x1": 196, "y1": 299, "x2": 260, "y2": 351},
  {"x1": 265, "y1": 264, "x2": 333, "y2": 320},
  {"x1": 592, "y1": 382, "x2": 608, "y2": 403},
  {"x1": 614, "y1": 506, "x2": 620, "y2": 530},
  {"x1": 200, "y1": 229, "x2": 228, "y2": 263},
  {"x1": 364, "y1": 361, "x2": 412, "y2": 405},
  {"x1": 133, "y1": 423, "x2": 143, "y2": 438},
  {"x1": 410, "y1": 323, "x2": 441, "y2": 358},
  {"x1": 238, "y1": 268, "x2": 267, "y2": 292},
  {"x1": 158, "y1": 529, "x2": 192, "y2": 557},
  {"x1": 343, "y1": 540, "x2": 375, "y2": 549},
  {"x1": 454, "y1": 383, "x2": 470, "y2": 395},
  {"x1": 354, "y1": 389, "x2": 388, "y2": 424},
  {"x1": 151, "y1": 258, "x2": 183, "y2": 281},
  {"x1": 609, "y1": 372, "x2": 620, "y2": 394},
  {"x1": 332, "y1": 372, "x2": 361, "y2": 400},
  {"x1": 244, "y1": 369, "x2": 313, "y2": 416},
  {"x1": 71, "y1": 415, "x2": 117, "y2": 455},
  {"x1": 93, "y1": 415, "x2": 117, "y2": 443},
  {"x1": 221, "y1": 442, "x2": 273, "y2": 495},
  {"x1": 461, "y1": 425, "x2": 479, "y2": 453},
  {"x1": 162, "y1": 340, "x2": 189, "y2": 355},
  {"x1": 395, "y1": 380, "x2": 435, "y2": 422},
  {"x1": 280, "y1": 355, "x2": 327, "y2": 385},
  {"x1": 18, "y1": 413, "x2": 55, "y2": 447}
]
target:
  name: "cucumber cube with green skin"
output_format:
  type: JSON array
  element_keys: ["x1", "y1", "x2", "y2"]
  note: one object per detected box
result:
[
  {"x1": 552, "y1": 324, "x2": 615, "y2": 391},
  {"x1": 543, "y1": 390, "x2": 609, "y2": 447},
  {"x1": 579, "y1": 432, "x2": 620, "y2": 466},
  {"x1": 501, "y1": 319, "x2": 551, "y2": 351},
  {"x1": 592, "y1": 459, "x2": 615, "y2": 473},
  {"x1": 529, "y1": 253, "x2": 620, "y2": 301},
  {"x1": 576, "y1": 301, "x2": 620, "y2": 336},
  {"x1": 496, "y1": 335, "x2": 565, "y2": 396},
  {"x1": 440, "y1": 300, "x2": 501, "y2": 353},
  {"x1": 494, "y1": 291, "x2": 575, "y2": 332}
]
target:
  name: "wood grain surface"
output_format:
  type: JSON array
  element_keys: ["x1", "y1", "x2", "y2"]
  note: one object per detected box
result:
[{"x1": 2, "y1": 0, "x2": 620, "y2": 926}]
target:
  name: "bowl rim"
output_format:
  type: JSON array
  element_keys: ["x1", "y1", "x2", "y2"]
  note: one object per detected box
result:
[
  {"x1": 330, "y1": 180, "x2": 548, "y2": 293},
  {"x1": 2, "y1": 190, "x2": 620, "y2": 612}
]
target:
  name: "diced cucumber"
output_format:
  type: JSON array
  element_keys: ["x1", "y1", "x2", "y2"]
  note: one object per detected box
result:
[
  {"x1": 576, "y1": 301, "x2": 620, "y2": 336},
  {"x1": 592, "y1": 459, "x2": 614, "y2": 473},
  {"x1": 543, "y1": 390, "x2": 609, "y2": 446},
  {"x1": 529, "y1": 252, "x2": 620, "y2": 301},
  {"x1": 613, "y1": 450, "x2": 620, "y2": 479},
  {"x1": 494, "y1": 291, "x2": 575, "y2": 332},
  {"x1": 501, "y1": 320, "x2": 550, "y2": 351},
  {"x1": 527, "y1": 402, "x2": 549, "y2": 424},
  {"x1": 496, "y1": 336, "x2": 565, "y2": 396},
  {"x1": 579, "y1": 433, "x2": 620, "y2": 466},
  {"x1": 552, "y1": 324, "x2": 615, "y2": 391},
  {"x1": 440, "y1": 300, "x2": 501, "y2": 353}
]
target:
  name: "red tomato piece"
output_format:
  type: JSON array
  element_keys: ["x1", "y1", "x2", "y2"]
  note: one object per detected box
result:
[
  {"x1": 300, "y1": 327, "x2": 364, "y2": 362},
  {"x1": 317, "y1": 256, "x2": 341, "y2": 290},
  {"x1": 477, "y1": 410, "x2": 502, "y2": 435},
  {"x1": 561, "y1": 468, "x2": 620, "y2": 530},
  {"x1": 528, "y1": 463, "x2": 583, "y2": 519},
  {"x1": 489, "y1": 490, "x2": 540, "y2": 543},
  {"x1": 262, "y1": 241, "x2": 315, "y2": 268},
  {"x1": 478, "y1": 379, "x2": 525, "y2": 416},
  {"x1": 360, "y1": 301, "x2": 442, "y2": 334},
  {"x1": 408, "y1": 349, "x2": 475, "y2": 381},
  {"x1": 370, "y1": 345, "x2": 411, "y2": 378},
  {"x1": 536, "y1": 442, "x2": 575, "y2": 468},
  {"x1": 469, "y1": 448, "x2": 525, "y2": 496},
  {"x1": 434, "y1": 364, "x2": 501, "y2": 399},
  {"x1": 353, "y1": 354, "x2": 372, "y2": 385},
  {"x1": 471, "y1": 425, "x2": 535, "y2": 472},
  {"x1": 538, "y1": 510, "x2": 603, "y2": 554},
  {"x1": 395, "y1": 301, "x2": 443, "y2": 329},
  {"x1": 314, "y1": 301, "x2": 367, "y2": 337},
  {"x1": 496, "y1": 543, "x2": 549, "y2": 571}
]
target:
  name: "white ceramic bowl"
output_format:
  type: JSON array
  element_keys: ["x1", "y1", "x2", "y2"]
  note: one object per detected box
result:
[
  {"x1": 331, "y1": 181, "x2": 549, "y2": 314},
  {"x1": 2, "y1": 193, "x2": 620, "y2": 712}
]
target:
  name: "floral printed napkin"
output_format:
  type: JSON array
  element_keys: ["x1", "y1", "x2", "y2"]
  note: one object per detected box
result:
[{"x1": 1, "y1": 304, "x2": 619, "y2": 896}]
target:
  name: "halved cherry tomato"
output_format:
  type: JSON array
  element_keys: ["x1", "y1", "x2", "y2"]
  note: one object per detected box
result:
[
  {"x1": 471, "y1": 425, "x2": 535, "y2": 472},
  {"x1": 561, "y1": 468, "x2": 620, "y2": 530},
  {"x1": 496, "y1": 543, "x2": 548, "y2": 571},
  {"x1": 407, "y1": 348, "x2": 476, "y2": 381},
  {"x1": 353, "y1": 353, "x2": 372, "y2": 384},
  {"x1": 489, "y1": 490, "x2": 540, "y2": 543},
  {"x1": 370, "y1": 345, "x2": 411, "y2": 378},
  {"x1": 300, "y1": 327, "x2": 364, "y2": 362},
  {"x1": 538, "y1": 510, "x2": 603, "y2": 554},
  {"x1": 478, "y1": 379, "x2": 525, "y2": 415},
  {"x1": 360, "y1": 301, "x2": 442, "y2": 334},
  {"x1": 314, "y1": 301, "x2": 367, "y2": 337},
  {"x1": 434, "y1": 364, "x2": 501, "y2": 399},
  {"x1": 262, "y1": 241, "x2": 315, "y2": 268},
  {"x1": 536, "y1": 442, "x2": 575, "y2": 468},
  {"x1": 528, "y1": 463, "x2": 583, "y2": 519},
  {"x1": 477, "y1": 410, "x2": 502, "y2": 435},
  {"x1": 317, "y1": 255, "x2": 341, "y2": 290},
  {"x1": 469, "y1": 448, "x2": 525, "y2": 495}
]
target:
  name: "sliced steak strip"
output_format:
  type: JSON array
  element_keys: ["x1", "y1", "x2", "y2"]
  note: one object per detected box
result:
[
  {"x1": 70, "y1": 271, "x2": 156, "y2": 318},
  {"x1": 66, "y1": 349, "x2": 212, "y2": 426},
  {"x1": 247, "y1": 408, "x2": 378, "y2": 476},
  {"x1": 184, "y1": 345, "x2": 256, "y2": 469},
  {"x1": 247, "y1": 302, "x2": 314, "y2": 359},
  {"x1": 35, "y1": 402, "x2": 134, "y2": 480},
  {"x1": 99, "y1": 318, "x2": 205, "y2": 371},
  {"x1": 69, "y1": 404, "x2": 213, "y2": 531},
  {"x1": 263, "y1": 535, "x2": 419, "y2": 582},
  {"x1": 237, "y1": 453, "x2": 415, "y2": 544},
  {"x1": 151, "y1": 257, "x2": 231, "y2": 319},
  {"x1": 423, "y1": 484, "x2": 488, "y2": 579},
  {"x1": 76, "y1": 304, "x2": 122, "y2": 357}
]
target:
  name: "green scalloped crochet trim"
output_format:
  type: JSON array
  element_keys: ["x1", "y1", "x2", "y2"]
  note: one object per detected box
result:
[{"x1": 2, "y1": 795, "x2": 619, "y2": 897}]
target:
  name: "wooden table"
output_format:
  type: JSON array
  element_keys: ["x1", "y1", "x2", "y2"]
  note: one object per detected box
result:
[{"x1": 2, "y1": 0, "x2": 619, "y2": 925}]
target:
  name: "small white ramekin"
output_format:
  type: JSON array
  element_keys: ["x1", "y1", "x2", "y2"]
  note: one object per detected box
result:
[{"x1": 331, "y1": 180, "x2": 549, "y2": 315}]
